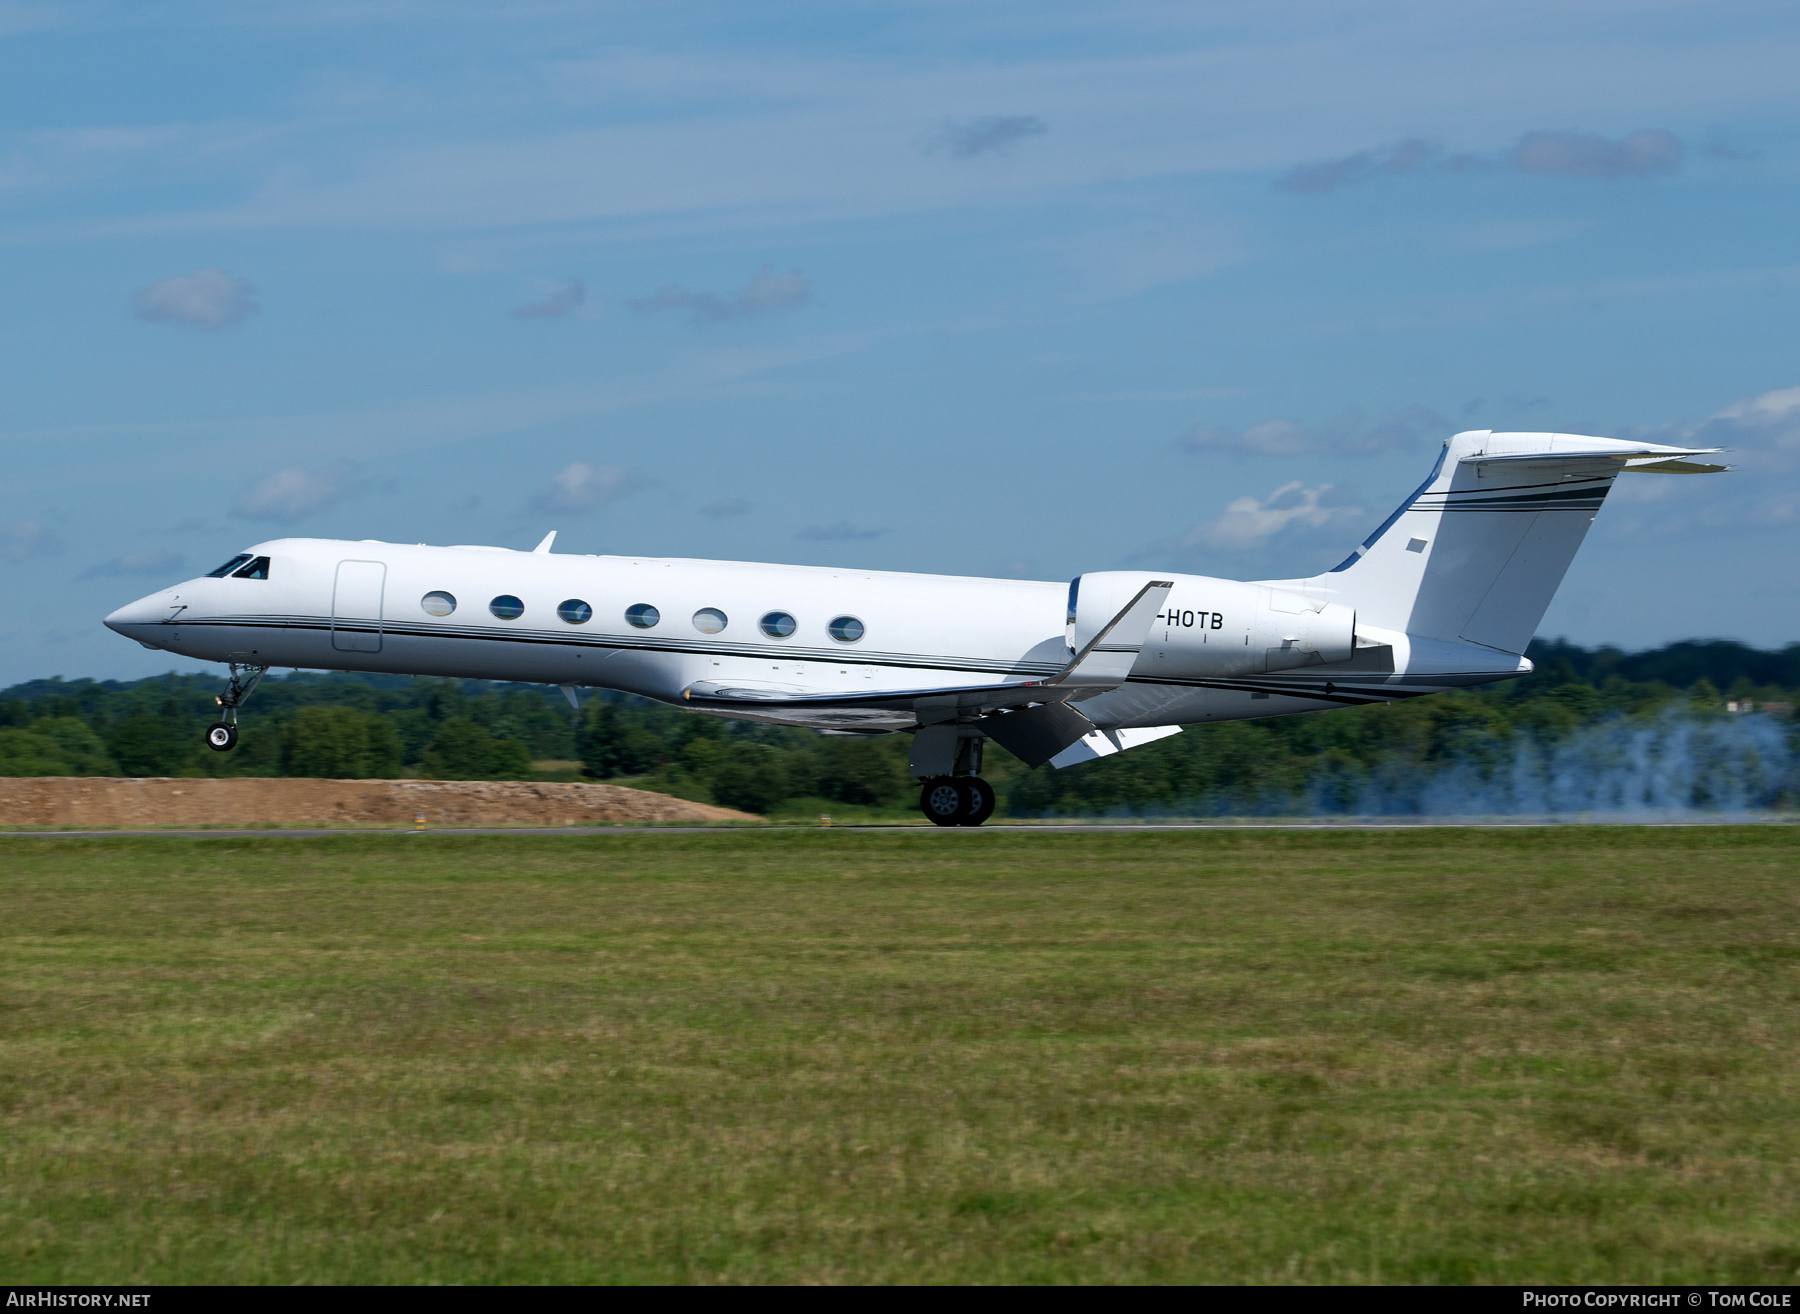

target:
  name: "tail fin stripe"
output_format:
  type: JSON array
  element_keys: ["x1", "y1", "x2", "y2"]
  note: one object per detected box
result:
[
  {"x1": 1427, "y1": 485, "x2": 1610, "y2": 502},
  {"x1": 1429, "y1": 497, "x2": 1608, "y2": 512},
  {"x1": 1432, "y1": 475, "x2": 1613, "y2": 496}
]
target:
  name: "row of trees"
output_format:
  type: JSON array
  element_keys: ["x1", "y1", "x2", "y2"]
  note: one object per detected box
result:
[
  {"x1": 0, "y1": 673, "x2": 567, "y2": 781},
  {"x1": 576, "y1": 701, "x2": 908, "y2": 812},
  {"x1": 0, "y1": 638, "x2": 1795, "y2": 815},
  {"x1": 0, "y1": 668, "x2": 912, "y2": 810}
]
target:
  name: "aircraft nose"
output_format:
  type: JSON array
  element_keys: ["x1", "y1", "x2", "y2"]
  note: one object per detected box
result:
[
  {"x1": 104, "y1": 590, "x2": 178, "y2": 641},
  {"x1": 104, "y1": 597, "x2": 152, "y2": 633}
]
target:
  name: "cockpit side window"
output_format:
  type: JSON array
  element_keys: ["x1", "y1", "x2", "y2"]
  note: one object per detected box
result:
[
  {"x1": 231, "y1": 556, "x2": 271, "y2": 580},
  {"x1": 206, "y1": 553, "x2": 254, "y2": 578}
]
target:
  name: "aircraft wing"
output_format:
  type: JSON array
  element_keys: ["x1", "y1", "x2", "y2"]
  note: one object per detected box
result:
[{"x1": 680, "y1": 580, "x2": 1174, "y2": 722}]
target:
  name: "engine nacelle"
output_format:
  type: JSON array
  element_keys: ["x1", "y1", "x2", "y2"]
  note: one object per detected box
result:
[
  {"x1": 1251, "y1": 586, "x2": 1355, "y2": 673},
  {"x1": 1067, "y1": 571, "x2": 1355, "y2": 679}
]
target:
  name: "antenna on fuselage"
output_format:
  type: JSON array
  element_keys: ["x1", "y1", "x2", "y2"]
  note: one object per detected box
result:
[{"x1": 532, "y1": 531, "x2": 557, "y2": 554}]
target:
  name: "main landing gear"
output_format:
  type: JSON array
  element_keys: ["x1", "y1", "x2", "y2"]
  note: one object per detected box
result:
[
  {"x1": 206, "y1": 661, "x2": 270, "y2": 753},
  {"x1": 919, "y1": 777, "x2": 997, "y2": 827}
]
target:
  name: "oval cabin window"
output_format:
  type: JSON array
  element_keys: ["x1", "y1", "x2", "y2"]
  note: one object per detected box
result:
[
  {"x1": 625, "y1": 603, "x2": 660, "y2": 629},
  {"x1": 422, "y1": 591, "x2": 457, "y2": 617},
  {"x1": 759, "y1": 611, "x2": 797, "y2": 638},
  {"x1": 692, "y1": 607, "x2": 728, "y2": 634},
  {"x1": 489, "y1": 595, "x2": 525, "y2": 620},
  {"x1": 827, "y1": 615, "x2": 865, "y2": 643},
  {"x1": 557, "y1": 599, "x2": 592, "y2": 625}
]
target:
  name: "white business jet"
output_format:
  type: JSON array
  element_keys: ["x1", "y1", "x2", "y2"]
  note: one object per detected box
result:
[{"x1": 104, "y1": 430, "x2": 1725, "y2": 824}]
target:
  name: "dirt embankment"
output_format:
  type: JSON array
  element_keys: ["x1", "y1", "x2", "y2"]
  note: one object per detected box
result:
[{"x1": 0, "y1": 777, "x2": 757, "y2": 828}]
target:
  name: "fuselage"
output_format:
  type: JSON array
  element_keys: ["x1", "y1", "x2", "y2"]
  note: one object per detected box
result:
[{"x1": 103, "y1": 537, "x2": 1530, "y2": 732}]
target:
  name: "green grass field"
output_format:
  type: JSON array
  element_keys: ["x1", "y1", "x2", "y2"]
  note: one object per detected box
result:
[{"x1": 3, "y1": 828, "x2": 1798, "y2": 1284}]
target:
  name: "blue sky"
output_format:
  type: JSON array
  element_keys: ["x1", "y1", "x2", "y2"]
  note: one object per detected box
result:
[{"x1": 5, "y1": 0, "x2": 1799, "y2": 685}]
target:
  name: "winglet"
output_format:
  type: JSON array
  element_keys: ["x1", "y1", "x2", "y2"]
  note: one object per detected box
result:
[{"x1": 533, "y1": 531, "x2": 557, "y2": 554}]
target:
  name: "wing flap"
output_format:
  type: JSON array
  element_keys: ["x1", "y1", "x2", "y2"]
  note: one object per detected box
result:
[
  {"x1": 982, "y1": 702, "x2": 1098, "y2": 770},
  {"x1": 1049, "y1": 723, "x2": 1183, "y2": 769},
  {"x1": 682, "y1": 677, "x2": 1063, "y2": 715}
]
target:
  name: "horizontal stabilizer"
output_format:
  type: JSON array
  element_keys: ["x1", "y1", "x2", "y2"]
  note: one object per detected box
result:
[{"x1": 1461, "y1": 445, "x2": 1728, "y2": 474}]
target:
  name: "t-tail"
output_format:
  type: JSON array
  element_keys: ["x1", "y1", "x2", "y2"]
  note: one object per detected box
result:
[{"x1": 1309, "y1": 430, "x2": 1728, "y2": 656}]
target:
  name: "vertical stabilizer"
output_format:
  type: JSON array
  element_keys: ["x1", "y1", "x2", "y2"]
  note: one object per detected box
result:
[{"x1": 1310, "y1": 431, "x2": 1725, "y2": 655}]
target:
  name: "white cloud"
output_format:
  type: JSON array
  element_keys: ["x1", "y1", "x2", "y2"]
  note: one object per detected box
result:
[
  {"x1": 1183, "y1": 481, "x2": 1358, "y2": 551},
  {"x1": 0, "y1": 520, "x2": 60, "y2": 560},
  {"x1": 132, "y1": 267, "x2": 257, "y2": 330},
  {"x1": 1278, "y1": 129, "x2": 1683, "y2": 193},
  {"x1": 81, "y1": 549, "x2": 184, "y2": 579},
  {"x1": 232, "y1": 463, "x2": 368, "y2": 522},
  {"x1": 1699, "y1": 129, "x2": 1753, "y2": 161},
  {"x1": 3, "y1": 335, "x2": 869, "y2": 501},
  {"x1": 1552, "y1": 384, "x2": 1800, "y2": 540},
  {"x1": 1702, "y1": 385, "x2": 1800, "y2": 447},
  {"x1": 1509, "y1": 129, "x2": 1682, "y2": 178},
  {"x1": 1182, "y1": 406, "x2": 1446, "y2": 457},
  {"x1": 5, "y1": 8, "x2": 1790, "y2": 248},
  {"x1": 736, "y1": 267, "x2": 809, "y2": 314},
  {"x1": 932, "y1": 115, "x2": 1047, "y2": 159},
  {"x1": 1668, "y1": 385, "x2": 1800, "y2": 519},
  {"x1": 1276, "y1": 138, "x2": 1446, "y2": 193},
  {"x1": 630, "y1": 266, "x2": 810, "y2": 323},
  {"x1": 1623, "y1": 384, "x2": 1800, "y2": 476},
  {"x1": 531, "y1": 461, "x2": 639, "y2": 515},
  {"x1": 513, "y1": 278, "x2": 586, "y2": 319}
]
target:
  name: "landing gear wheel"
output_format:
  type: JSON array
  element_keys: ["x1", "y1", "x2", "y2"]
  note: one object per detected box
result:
[
  {"x1": 959, "y1": 777, "x2": 996, "y2": 827},
  {"x1": 206, "y1": 722, "x2": 238, "y2": 752},
  {"x1": 920, "y1": 778, "x2": 965, "y2": 827}
]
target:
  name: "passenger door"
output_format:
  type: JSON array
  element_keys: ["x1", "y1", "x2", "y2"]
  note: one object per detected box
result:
[{"x1": 332, "y1": 560, "x2": 386, "y2": 653}]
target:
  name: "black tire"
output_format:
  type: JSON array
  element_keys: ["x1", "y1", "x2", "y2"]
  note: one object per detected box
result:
[
  {"x1": 920, "y1": 778, "x2": 965, "y2": 826},
  {"x1": 960, "y1": 777, "x2": 996, "y2": 826},
  {"x1": 206, "y1": 722, "x2": 238, "y2": 752}
]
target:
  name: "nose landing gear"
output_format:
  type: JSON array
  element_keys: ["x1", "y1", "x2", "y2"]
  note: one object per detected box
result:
[
  {"x1": 918, "y1": 777, "x2": 997, "y2": 827},
  {"x1": 205, "y1": 661, "x2": 270, "y2": 752}
]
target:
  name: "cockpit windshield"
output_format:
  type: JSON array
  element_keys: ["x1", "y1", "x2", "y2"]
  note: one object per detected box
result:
[
  {"x1": 206, "y1": 553, "x2": 254, "y2": 578},
  {"x1": 231, "y1": 556, "x2": 271, "y2": 580}
]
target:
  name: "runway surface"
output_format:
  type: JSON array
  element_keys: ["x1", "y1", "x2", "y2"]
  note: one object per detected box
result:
[{"x1": 2, "y1": 819, "x2": 1791, "y2": 838}]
